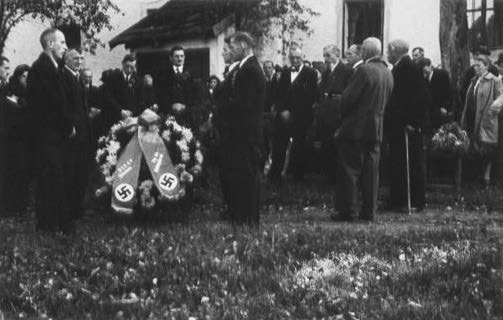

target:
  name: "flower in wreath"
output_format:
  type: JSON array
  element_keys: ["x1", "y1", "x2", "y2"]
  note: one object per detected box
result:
[{"x1": 95, "y1": 110, "x2": 204, "y2": 214}]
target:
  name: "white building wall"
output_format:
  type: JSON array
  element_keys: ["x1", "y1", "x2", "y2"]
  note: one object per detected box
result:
[
  {"x1": 384, "y1": 0, "x2": 441, "y2": 66},
  {"x1": 3, "y1": 0, "x2": 168, "y2": 84}
]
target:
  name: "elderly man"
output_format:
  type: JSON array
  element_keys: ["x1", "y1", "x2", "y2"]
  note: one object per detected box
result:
[
  {"x1": 218, "y1": 32, "x2": 266, "y2": 226},
  {"x1": 332, "y1": 37, "x2": 393, "y2": 222},
  {"x1": 385, "y1": 39, "x2": 429, "y2": 212},
  {"x1": 61, "y1": 48, "x2": 92, "y2": 221},
  {"x1": 270, "y1": 44, "x2": 318, "y2": 183},
  {"x1": 27, "y1": 28, "x2": 72, "y2": 231},
  {"x1": 317, "y1": 44, "x2": 353, "y2": 183},
  {"x1": 345, "y1": 44, "x2": 363, "y2": 69}
]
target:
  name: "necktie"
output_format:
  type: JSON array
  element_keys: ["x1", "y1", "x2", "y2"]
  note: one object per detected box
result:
[{"x1": 291, "y1": 66, "x2": 299, "y2": 72}]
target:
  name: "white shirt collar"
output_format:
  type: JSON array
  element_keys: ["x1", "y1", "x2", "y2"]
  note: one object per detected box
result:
[
  {"x1": 428, "y1": 70, "x2": 434, "y2": 82},
  {"x1": 173, "y1": 65, "x2": 184, "y2": 73},
  {"x1": 123, "y1": 71, "x2": 129, "y2": 81},
  {"x1": 65, "y1": 65, "x2": 79, "y2": 78},
  {"x1": 330, "y1": 60, "x2": 339, "y2": 72},
  {"x1": 45, "y1": 52, "x2": 58, "y2": 69},
  {"x1": 239, "y1": 54, "x2": 254, "y2": 68},
  {"x1": 228, "y1": 61, "x2": 240, "y2": 73},
  {"x1": 353, "y1": 60, "x2": 363, "y2": 69},
  {"x1": 292, "y1": 64, "x2": 303, "y2": 74}
]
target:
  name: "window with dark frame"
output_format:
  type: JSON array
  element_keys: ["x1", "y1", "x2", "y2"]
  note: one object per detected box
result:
[
  {"x1": 467, "y1": 0, "x2": 503, "y2": 49},
  {"x1": 343, "y1": 0, "x2": 384, "y2": 53}
]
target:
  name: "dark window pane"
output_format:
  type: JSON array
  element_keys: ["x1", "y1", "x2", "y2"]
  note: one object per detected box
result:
[{"x1": 344, "y1": 0, "x2": 383, "y2": 48}]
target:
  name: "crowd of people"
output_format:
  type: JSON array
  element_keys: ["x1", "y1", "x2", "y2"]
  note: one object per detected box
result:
[{"x1": 1, "y1": 27, "x2": 503, "y2": 232}]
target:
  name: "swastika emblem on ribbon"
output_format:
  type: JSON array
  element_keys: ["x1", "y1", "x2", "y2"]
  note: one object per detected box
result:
[{"x1": 115, "y1": 183, "x2": 135, "y2": 202}]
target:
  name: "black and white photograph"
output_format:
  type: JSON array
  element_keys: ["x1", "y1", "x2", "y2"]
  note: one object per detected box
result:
[{"x1": 0, "y1": 0, "x2": 503, "y2": 319}]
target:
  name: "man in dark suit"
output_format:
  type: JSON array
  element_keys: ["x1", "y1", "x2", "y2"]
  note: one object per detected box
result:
[
  {"x1": 418, "y1": 58, "x2": 452, "y2": 132},
  {"x1": 156, "y1": 46, "x2": 196, "y2": 127},
  {"x1": 61, "y1": 48, "x2": 92, "y2": 220},
  {"x1": 101, "y1": 54, "x2": 138, "y2": 127},
  {"x1": 385, "y1": 39, "x2": 429, "y2": 212},
  {"x1": 27, "y1": 28, "x2": 72, "y2": 231},
  {"x1": 218, "y1": 32, "x2": 266, "y2": 226},
  {"x1": 317, "y1": 44, "x2": 353, "y2": 183},
  {"x1": 345, "y1": 44, "x2": 363, "y2": 70},
  {"x1": 262, "y1": 60, "x2": 277, "y2": 169},
  {"x1": 0, "y1": 56, "x2": 10, "y2": 217},
  {"x1": 80, "y1": 68, "x2": 103, "y2": 145},
  {"x1": 269, "y1": 44, "x2": 318, "y2": 182},
  {"x1": 333, "y1": 37, "x2": 393, "y2": 222}
]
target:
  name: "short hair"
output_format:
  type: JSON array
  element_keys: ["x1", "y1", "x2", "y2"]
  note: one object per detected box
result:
[
  {"x1": 39, "y1": 28, "x2": 60, "y2": 49},
  {"x1": 348, "y1": 44, "x2": 362, "y2": 56},
  {"x1": 0, "y1": 56, "x2": 9, "y2": 67},
  {"x1": 416, "y1": 57, "x2": 432, "y2": 69},
  {"x1": 303, "y1": 60, "x2": 312, "y2": 65},
  {"x1": 475, "y1": 55, "x2": 492, "y2": 66},
  {"x1": 263, "y1": 60, "x2": 274, "y2": 68},
  {"x1": 412, "y1": 47, "x2": 424, "y2": 54},
  {"x1": 275, "y1": 64, "x2": 282, "y2": 73},
  {"x1": 230, "y1": 32, "x2": 255, "y2": 48},
  {"x1": 362, "y1": 37, "x2": 382, "y2": 59},
  {"x1": 170, "y1": 45, "x2": 184, "y2": 56},
  {"x1": 80, "y1": 67, "x2": 92, "y2": 75},
  {"x1": 122, "y1": 53, "x2": 136, "y2": 63},
  {"x1": 323, "y1": 44, "x2": 340, "y2": 58},
  {"x1": 388, "y1": 39, "x2": 410, "y2": 56},
  {"x1": 208, "y1": 75, "x2": 220, "y2": 83}
]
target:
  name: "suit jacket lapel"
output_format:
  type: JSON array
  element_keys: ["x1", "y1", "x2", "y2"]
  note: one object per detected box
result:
[{"x1": 292, "y1": 67, "x2": 305, "y2": 86}]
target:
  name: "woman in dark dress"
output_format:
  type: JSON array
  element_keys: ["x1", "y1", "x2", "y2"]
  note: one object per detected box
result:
[{"x1": 3, "y1": 64, "x2": 31, "y2": 215}]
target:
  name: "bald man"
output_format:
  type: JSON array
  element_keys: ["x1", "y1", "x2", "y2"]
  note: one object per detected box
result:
[
  {"x1": 270, "y1": 44, "x2": 318, "y2": 183},
  {"x1": 27, "y1": 28, "x2": 74, "y2": 232},
  {"x1": 385, "y1": 39, "x2": 429, "y2": 212},
  {"x1": 333, "y1": 37, "x2": 393, "y2": 222}
]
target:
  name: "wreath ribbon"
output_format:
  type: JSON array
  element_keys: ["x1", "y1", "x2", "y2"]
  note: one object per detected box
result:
[{"x1": 111, "y1": 110, "x2": 182, "y2": 214}]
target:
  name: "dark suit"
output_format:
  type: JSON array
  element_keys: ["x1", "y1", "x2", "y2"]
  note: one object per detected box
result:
[
  {"x1": 218, "y1": 56, "x2": 266, "y2": 225},
  {"x1": 385, "y1": 55, "x2": 429, "y2": 209},
  {"x1": 270, "y1": 65, "x2": 318, "y2": 180},
  {"x1": 262, "y1": 75, "x2": 279, "y2": 167},
  {"x1": 102, "y1": 69, "x2": 138, "y2": 127},
  {"x1": 336, "y1": 57, "x2": 393, "y2": 219},
  {"x1": 27, "y1": 53, "x2": 73, "y2": 230},
  {"x1": 156, "y1": 65, "x2": 196, "y2": 127},
  {"x1": 61, "y1": 67, "x2": 92, "y2": 219},
  {"x1": 317, "y1": 62, "x2": 353, "y2": 181},
  {"x1": 426, "y1": 68, "x2": 451, "y2": 131}
]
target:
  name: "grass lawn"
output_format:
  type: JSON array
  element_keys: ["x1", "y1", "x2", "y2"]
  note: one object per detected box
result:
[{"x1": 0, "y1": 178, "x2": 502, "y2": 319}]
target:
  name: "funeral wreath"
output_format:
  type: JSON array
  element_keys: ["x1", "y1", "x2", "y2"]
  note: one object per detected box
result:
[{"x1": 95, "y1": 109, "x2": 203, "y2": 214}]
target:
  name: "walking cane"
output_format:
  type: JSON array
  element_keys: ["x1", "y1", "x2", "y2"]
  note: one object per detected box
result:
[{"x1": 405, "y1": 128, "x2": 412, "y2": 215}]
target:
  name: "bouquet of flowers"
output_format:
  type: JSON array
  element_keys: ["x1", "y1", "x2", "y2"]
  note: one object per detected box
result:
[
  {"x1": 95, "y1": 113, "x2": 203, "y2": 213},
  {"x1": 431, "y1": 122, "x2": 470, "y2": 155}
]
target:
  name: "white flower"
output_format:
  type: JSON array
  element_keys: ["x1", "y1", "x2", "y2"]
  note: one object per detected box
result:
[
  {"x1": 107, "y1": 140, "x2": 121, "y2": 155},
  {"x1": 195, "y1": 150, "x2": 204, "y2": 165},
  {"x1": 180, "y1": 127, "x2": 193, "y2": 142},
  {"x1": 106, "y1": 153, "x2": 117, "y2": 166},
  {"x1": 162, "y1": 129, "x2": 171, "y2": 142},
  {"x1": 181, "y1": 151, "x2": 190, "y2": 163}
]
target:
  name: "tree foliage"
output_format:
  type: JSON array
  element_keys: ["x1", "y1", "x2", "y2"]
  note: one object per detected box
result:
[
  {"x1": 0, "y1": 0, "x2": 120, "y2": 54},
  {"x1": 237, "y1": 0, "x2": 320, "y2": 56}
]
